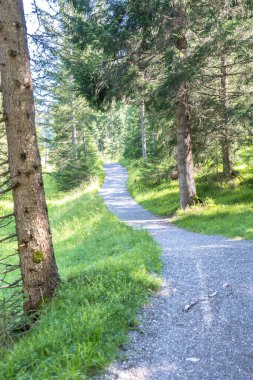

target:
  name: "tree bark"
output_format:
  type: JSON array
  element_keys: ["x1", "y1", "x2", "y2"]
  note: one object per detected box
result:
[
  {"x1": 176, "y1": 84, "x2": 197, "y2": 208},
  {"x1": 0, "y1": 0, "x2": 60, "y2": 312},
  {"x1": 140, "y1": 99, "x2": 147, "y2": 160},
  {"x1": 175, "y1": 35, "x2": 197, "y2": 208},
  {"x1": 220, "y1": 54, "x2": 233, "y2": 176}
]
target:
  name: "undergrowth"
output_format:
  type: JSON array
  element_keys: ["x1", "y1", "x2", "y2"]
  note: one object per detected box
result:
[
  {"x1": 0, "y1": 175, "x2": 161, "y2": 379},
  {"x1": 123, "y1": 159, "x2": 253, "y2": 240}
]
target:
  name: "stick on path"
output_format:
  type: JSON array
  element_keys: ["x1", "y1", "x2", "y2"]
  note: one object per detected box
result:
[{"x1": 99, "y1": 163, "x2": 253, "y2": 380}]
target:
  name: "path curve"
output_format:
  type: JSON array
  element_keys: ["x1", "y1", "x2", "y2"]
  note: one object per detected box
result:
[{"x1": 99, "y1": 163, "x2": 253, "y2": 380}]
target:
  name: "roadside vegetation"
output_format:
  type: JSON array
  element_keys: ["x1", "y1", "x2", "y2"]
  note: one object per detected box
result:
[
  {"x1": 1, "y1": 1, "x2": 252, "y2": 378},
  {"x1": 0, "y1": 176, "x2": 161, "y2": 379},
  {"x1": 123, "y1": 151, "x2": 253, "y2": 240}
]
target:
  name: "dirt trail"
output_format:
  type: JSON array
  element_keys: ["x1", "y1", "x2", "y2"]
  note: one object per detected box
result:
[{"x1": 99, "y1": 163, "x2": 253, "y2": 380}]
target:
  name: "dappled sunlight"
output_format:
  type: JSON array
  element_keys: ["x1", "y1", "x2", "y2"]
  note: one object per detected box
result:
[
  {"x1": 136, "y1": 188, "x2": 178, "y2": 202},
  {"x1": 174, "y1": 201, "x2": 253, "y2": 240},
  {"x1": 131, "y1": 181, "x2": 180, "y2": 216},
  {"x1": 1, "y1": 167, "x2": 161, "y2": 378},
  {"x1": 0, "y1": 201, "x2": 13, "y2": 212},
  {"x1": 53, "y1": 215, "x2": 101, "y2": 245},
  {"x1": 49, "y1": 180, "x2": 100, "y2": 206},
  {"x1": 192, "y1": 243, "x2": 233, "y2": 249},
  {"x1": 99, "y1": 163, "x2": 253, "y2": 380},
  {"x1": 109, "y1": 364, "x2": 152, "y2": 379},
  {"x1": 125, "y1": 160, "x2": 253, "y2": 241},
  {"x1": 109, "y1": 359, "x2": 179, "y2": 379}
]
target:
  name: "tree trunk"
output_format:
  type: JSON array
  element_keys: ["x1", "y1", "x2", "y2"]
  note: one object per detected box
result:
[
  {"x1": 0, "y1": 0, "x2": 60, "y2": 312},
  {"x1": 175, "y1": 35, "x2": 197, "y2": 208},
  {"x1": 70, "y1": 96, "x2": 78, "y2": 159},
  {"x1": 176, "y1": 85, "x2": 197, "y2": 208},
  {"x1": 220, "y1": 55, "x2": 233, "y2": 176},
  {"x1": 140, "y1": 99, "x2": 147, "y2": 160},
  {"x1": 44, "y1": 142, "x2": 49, "y2": 170}
]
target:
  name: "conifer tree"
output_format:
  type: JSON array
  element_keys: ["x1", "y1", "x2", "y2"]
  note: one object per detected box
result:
[{"x1": 0, "y1": 0, "x2": 60, "y2": 312}]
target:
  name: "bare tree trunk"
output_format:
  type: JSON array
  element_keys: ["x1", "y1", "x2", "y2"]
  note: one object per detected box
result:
[
  {"x1": 44, "y1": 142, "x2": 49, "y2": 170},
  {"x1": 175, "y1": 35, "x2": 197, "y2": 208},
  {"x1": 176, "y1": 84, "x2": 197, "y2": 208},
  {"x1": 220, "y1": 54, "x2": 233, "y2": 176},
  {"x1": 140, "y1": 99, "x2": 147, "y2": 160},
  {"x1": 71, "y1": 120, "x2": 77, "y2": 149},
  {"x1": 0, "y1": 0, "x2": 60, "y2": 312},
  {"x1": 70, "y1": 96, "x2": 78, "y2": 159}
]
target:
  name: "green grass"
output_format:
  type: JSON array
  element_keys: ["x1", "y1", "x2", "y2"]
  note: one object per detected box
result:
[
  {"x1": 123, "y1": 159, "x2": 253, "y2": 240},
  {"x1": 0, "y1": 175, "x2": 161, "y2": 379}
]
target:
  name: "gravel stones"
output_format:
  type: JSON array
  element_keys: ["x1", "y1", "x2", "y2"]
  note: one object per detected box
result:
[{"x1": 98, "y1": 164, "x2": 253, "y2": 380}]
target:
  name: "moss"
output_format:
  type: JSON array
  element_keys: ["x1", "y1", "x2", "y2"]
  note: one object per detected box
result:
[{"x1": 33, "y1": 250, "x2": 44, "y2": 264}]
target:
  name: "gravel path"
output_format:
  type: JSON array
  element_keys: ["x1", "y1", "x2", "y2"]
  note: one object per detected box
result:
[{"x1": 99, "y1": 163, "x2": 253, "y2": 380}]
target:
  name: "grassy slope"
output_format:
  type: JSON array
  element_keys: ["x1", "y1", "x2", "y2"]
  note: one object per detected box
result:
[
  {"x1": 125, "y1": 160, "x2": 253, "y2": 240},
  {"x1": 0, "y1": 176, "x2": 161, "y2": 379}
]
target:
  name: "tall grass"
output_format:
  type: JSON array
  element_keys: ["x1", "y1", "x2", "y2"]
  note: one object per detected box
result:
[
  {"x1": 124, "y1": 159, "x2": 253, "y2": 240},
  {"x1": 0, "y1": 175, "x2": 161, "y2": 379}
]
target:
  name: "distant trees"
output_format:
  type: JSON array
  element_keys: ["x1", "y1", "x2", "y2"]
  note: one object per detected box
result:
[
  {"x1": 25, "y1": 0, "x2": 253, "y2": 209},
  {"x1": 196, "y1": 1, "x2": 252, "y2": 176},
  {"x1": 48, "y1": 70, "x2": 101, "y2": 190},
  {"x1": 0, "y1": 0, "x2": 60, "y2": 311},
  {"x1": 63, "y1": 0, "x2": 253, "y2": 206},
  {"x1": 65, "y1": 0, "x2": 199, "y2": 206}
]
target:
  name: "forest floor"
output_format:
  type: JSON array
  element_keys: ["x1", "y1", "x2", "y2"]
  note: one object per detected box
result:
[
  {"x1": 124, "y1": 159, "x2": 253, "y2": 240},
  {"x1": 0, "y1": 176, "x2": 161, "y2": 379},
  {"x1": 98, "y1": 163, "x2": 253, "y2": 380}
]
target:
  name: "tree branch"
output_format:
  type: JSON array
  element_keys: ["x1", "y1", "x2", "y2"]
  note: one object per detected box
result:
[
  {"x1": 0, "y1": 116, "x2": 7, "y2": 123},
  {"x1": 0, "y1": 233, "x2": 16, "y2": 243},
  {"x1": 0, "y1": 213, "x2": 15, "y2": 222}
]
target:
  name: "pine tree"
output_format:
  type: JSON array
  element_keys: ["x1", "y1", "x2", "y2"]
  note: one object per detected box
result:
[{"x1": 0, "y1": 0, "x2": 60, "y2": 312}]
